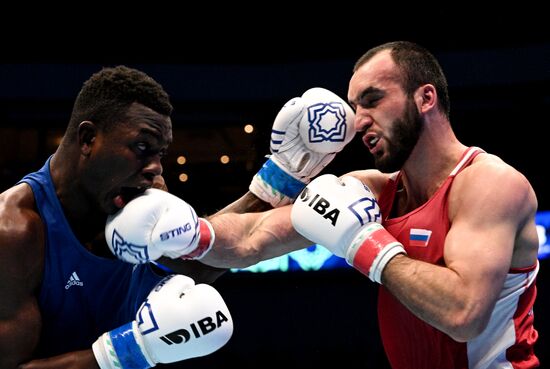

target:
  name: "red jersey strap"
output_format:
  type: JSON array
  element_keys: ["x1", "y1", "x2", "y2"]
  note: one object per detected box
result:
[
  {"x1": 449, "y1": 147, "x2": 485, "y2": 177},
  {"x1": 377, "y1": 147, "x2": 485, "y2": 221}
]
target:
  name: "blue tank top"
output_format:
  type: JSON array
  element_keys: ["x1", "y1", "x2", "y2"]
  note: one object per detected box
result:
[{"x1": 18, "y1": 157, "x2": 165, "y2": 357}]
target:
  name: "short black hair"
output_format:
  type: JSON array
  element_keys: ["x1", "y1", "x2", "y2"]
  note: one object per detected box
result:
[
  {"x1": 65, "y1": 65, "x2": 173, "y2": 138},
  {"x1": 354, "y1": 41, "x2": 450, "y2": 119}
]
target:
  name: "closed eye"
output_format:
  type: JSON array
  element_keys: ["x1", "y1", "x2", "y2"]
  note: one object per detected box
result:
[
  {"x1": 362, "y1": 96, "x2": 381, "y2": 108},
  {"x1": 358, "y1": 87, "x2": 385, "y2": 109}
]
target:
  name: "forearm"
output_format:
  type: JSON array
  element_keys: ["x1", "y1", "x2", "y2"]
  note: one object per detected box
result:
[
  {"x1": 382, "y1": 254, "x2": 492, "y2": 341},
  {"x1": 212, "y1": 191, "x2": 273, "y2": 216},
  {"x1": 0, "y1": 299, "x2": 42, "y2": 369},
  {"x1": 18, "y1": 350, "x2": 98, "y2": 369},
  {"x1": 203, "y1": 207, "x2": 311, "y2": 268},
  {"x1": 162, "y1": 192, "x2": 279, "y2": 271}
]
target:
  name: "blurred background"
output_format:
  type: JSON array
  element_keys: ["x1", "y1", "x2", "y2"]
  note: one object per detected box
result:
[{"x1": 1, "y1": 6, "x2": 549, "y2": 368}]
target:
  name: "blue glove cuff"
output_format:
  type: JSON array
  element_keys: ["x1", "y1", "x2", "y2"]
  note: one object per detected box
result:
[
  {"x1": 257, "y1": 158, "x2": 305, "y2": 199},
  {"x1": 109, "y1": 322, "x2": 151, "y2": 369}
]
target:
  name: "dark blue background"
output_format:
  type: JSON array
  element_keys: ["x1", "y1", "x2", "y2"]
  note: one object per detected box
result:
[{"x1": 1, "y1": 8, "x2": 548, "y2": 368}]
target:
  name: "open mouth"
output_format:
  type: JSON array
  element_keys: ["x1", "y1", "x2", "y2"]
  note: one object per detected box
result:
[
  {"x1": 113, "y1": 186, "x2": 147, "y2": 209},
  {"x1": 364, "y1": 132, "x2": 380, "y2": 151}
]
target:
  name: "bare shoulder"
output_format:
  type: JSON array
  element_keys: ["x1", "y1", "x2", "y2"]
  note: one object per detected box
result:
[
  {"x1": 343, "y1": 169, "x2": 394, "y2": 197},
  {"x1": 0, "y1": 184, "x2": 45, "y2": 366},
  {"x1": 0, "y1": 183, "x2": 45, "y2": 291},
  {"x1": 451, "y1": 153, "x2": 537, "y2": 218}
]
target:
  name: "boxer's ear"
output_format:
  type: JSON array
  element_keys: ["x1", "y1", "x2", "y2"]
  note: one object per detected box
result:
[
  {"x1": 415, "y1": 84, "x2": 436, "y2": 114},
  {"x1": 77, "y1": 121, "x2": 97, "y2": 156}
]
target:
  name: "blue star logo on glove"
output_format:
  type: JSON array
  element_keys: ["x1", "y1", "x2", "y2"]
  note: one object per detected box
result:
[
  {"x1": 306, "y1": 102, "x2": 348, "y2": 143},
  {"x1": 111, "y1": 229, "x2": 150, "y2": 263},
  {"x1": 348, "y1": 197, "x2": 382, "y2": 226},
  {"x1": 136, "y1": 300, "x2": 160, "y2": 335}
]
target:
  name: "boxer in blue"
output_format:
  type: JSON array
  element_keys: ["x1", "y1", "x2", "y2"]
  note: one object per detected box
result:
[
  {"x1": 0, "y1": 65, "x2": 354, "y2": 368},
  {"x1": 0, "y1": 66, "x2": 233, "y2": 368}
]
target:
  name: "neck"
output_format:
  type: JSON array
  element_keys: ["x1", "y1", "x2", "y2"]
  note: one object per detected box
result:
[
  {"x1": 50, "y1": 148, "x2": 107, "y2": 245},
  {"x1": 400, "y1": 117, "x2": 466, "y2": 205}
]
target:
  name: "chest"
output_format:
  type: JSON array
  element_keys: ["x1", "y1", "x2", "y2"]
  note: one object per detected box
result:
[{"x1": 383, "y1": 186, "x2": 452, "y2": 264}]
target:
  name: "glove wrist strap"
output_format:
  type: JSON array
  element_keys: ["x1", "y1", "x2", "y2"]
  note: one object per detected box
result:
[
  {"x1": 346, "y1": 223, "x2": 406, "y2": 284},
  {"x1": 249, "y1": 158, "x2": 306, "y2": 207},
  {"x1": 93, "y1": 322, "x2": 154, "y2": 369},
  {"x1": 181, "y1": 218, "x2": 215, "y2": 260}
]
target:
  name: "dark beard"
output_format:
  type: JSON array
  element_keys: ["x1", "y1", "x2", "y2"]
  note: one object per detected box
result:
[{"x1": 374, "y1": 98, "x2": 423, "y2": 173}]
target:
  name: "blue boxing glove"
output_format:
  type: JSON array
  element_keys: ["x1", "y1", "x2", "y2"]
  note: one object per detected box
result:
[{"x1": 249, "y1": 87, "x2": 355, "y2": 207}]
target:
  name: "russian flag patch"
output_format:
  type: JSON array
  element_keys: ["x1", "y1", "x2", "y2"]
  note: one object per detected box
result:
[{"x1": 409, "y1": 228, "x2": 432, "y2": 247}]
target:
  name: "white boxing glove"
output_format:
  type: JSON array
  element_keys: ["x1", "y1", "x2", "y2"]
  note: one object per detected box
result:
[
  {"x1": 250, "y1": 87, "x2": 355, "y2": 207},
  {"x1": 291, "y1": 174, "x2": 406, "y2": 283},
  {"x1": 93, "y1": 274, "x2": 233, "y2": 369},
  {"x1": 105, "y1": 189, "x2": 215, "y2": 264}
]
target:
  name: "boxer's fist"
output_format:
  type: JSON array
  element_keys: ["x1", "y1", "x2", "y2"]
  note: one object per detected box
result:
[
  {"x1": 291, "y1": 174, "x2": 381, "y2": 253},
  {"x1": 250, "y1": 87, "x2": 355, "y2": 207},
  {"x1": 93, "y1": 275, "x2": 233, "y2": 368},
  {"x1": 105, "y1": 189, "x2": 215, "y2": 263},
  {"x1": 291, "y1": 174, "x2": 406, "y2": 283}
]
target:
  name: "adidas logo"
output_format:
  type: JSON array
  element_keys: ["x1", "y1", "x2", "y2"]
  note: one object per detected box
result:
[{"x1": 65, "y1": 271, "x2": 84, "y2": 290}]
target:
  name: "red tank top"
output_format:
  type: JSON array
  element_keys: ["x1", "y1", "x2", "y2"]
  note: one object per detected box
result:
[{"x1": 376, "y1": 147, "x2": 539, "y2": 369}]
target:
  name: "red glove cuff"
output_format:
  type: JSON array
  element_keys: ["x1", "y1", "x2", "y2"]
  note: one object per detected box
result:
[
  {"x1": 180, "y1": 218, "x2": 215, "y2": 260},
  {"x1": 347, "y1": 223, "x2": 405, "y2": 283}
]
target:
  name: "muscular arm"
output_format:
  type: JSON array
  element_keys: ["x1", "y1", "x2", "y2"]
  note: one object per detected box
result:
[
  {"x1": 0, "y1": 190, "x2": 41, "y2": 367},
  {"x1": 159, "y1": 191, "x2": 276, "y2": 278},
  {"x1": 381, "y1": 159, "x2": 539, "y2": 341},
  {"x1": 0, "y1": 186, "x2": 100, "y2": 369},
  {"x1": 214, "y1": 191, "x2": 274, "y2": 215},
  {"x1": 201, "y1": 175, "x2": 383, "y2": 269},
  {"x1": 18, "y1": 350, "x2": 98, "y2": 369},
  {"x1": 202, "y1": 204, "x2": 313, "y2": 269}
]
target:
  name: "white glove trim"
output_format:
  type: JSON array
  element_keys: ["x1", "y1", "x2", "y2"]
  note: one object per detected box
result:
[
  {"x1": 92, "y1": 332, "x2": 119, "y2": 369},
  {"x1": 370, "y1": 244, "x2": 406, "y2": 284},
  {"x1": 346, "y1": 223, "x2": 406, "y2": 284}
]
